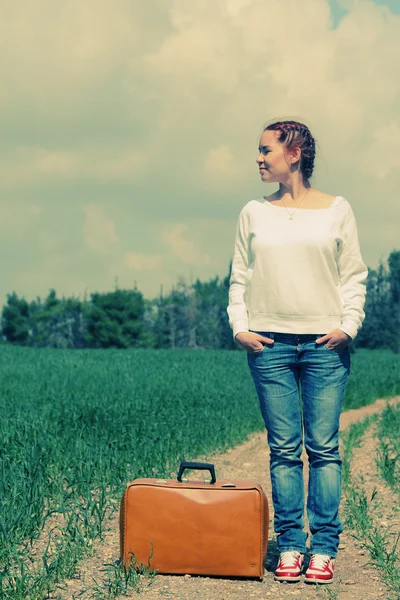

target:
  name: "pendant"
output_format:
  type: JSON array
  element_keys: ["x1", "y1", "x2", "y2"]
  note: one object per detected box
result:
[{"x1": 289, "y1": 216, "x2": 294, "y2": 220}]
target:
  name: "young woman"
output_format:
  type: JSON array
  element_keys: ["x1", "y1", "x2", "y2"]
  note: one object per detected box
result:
[{"x1": 227, "y1": 120, "x2": 368, "y2": 584}]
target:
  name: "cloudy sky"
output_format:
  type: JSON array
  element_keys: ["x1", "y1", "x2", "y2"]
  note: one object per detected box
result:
[{"x1": 1, "y1": 0, "x2": 399, "y2": 305}]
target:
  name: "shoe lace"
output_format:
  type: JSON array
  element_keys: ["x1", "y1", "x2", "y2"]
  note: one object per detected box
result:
[
  {"x1": 279, "y1": 551, "x2": 301, "y2": 567},
  {"x1": 310, "y1": 554, "x2": 330, "y2": 569}
]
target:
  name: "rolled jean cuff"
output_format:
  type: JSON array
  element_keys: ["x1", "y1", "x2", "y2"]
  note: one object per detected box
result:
[
  {"x1": 279, "y1": 547, "x2": 306, "y2": 554},
  {"x1": 309, "y1": 548, "x2": 338, "y2": 558}
]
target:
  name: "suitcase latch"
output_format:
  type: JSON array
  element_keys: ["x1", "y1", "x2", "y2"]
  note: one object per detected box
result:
[{"x1": 221, "y1": 483, "x2": 236, "y2": 488}]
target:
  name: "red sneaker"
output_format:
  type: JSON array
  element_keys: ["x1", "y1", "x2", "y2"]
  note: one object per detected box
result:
[
  {"x1": 274, "y1": 551, "x2": 304, "y2": 582},
  {"x1": 304, "y1": 554, "x2": 335, "y2": 584}
]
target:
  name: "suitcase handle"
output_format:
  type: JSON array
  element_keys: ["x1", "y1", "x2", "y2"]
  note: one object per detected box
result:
[{"x1": 177, "y1": 462, "x2": 216, "y2": 484}]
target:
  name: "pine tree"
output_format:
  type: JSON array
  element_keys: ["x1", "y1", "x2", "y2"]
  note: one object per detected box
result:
[{"x1": 1, "y1": 293, "x2": 30, "y2": 344}]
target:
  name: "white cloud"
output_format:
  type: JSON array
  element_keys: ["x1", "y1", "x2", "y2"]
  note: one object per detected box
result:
[
  {"x1": 204, "y1": 144, "x2": 246, "y2": 184},
  {"x1": 359, "y1": 121, "x2": 400, "y2": 180},
  {"x1": 225, "y1": 0, "x2": 255, "y2": 15},
  {"x1": 161, "y1": 223, "x2": 211, "y2": 266},
  {"x1": 144, "y1": 8, "x2": 239, "y2": 94},
  {"x1": 83, "y1": 204, "x2": 120, "y2": 256},
  {"x1": 0, "y1": 147, "x2": 148, "y2": 187},
  {"x1": 123, "y1": 252, "x2": 164, "y2": 271},
  {"x1": 0, "y1": 1, "x2": 136, "y2": 112}
]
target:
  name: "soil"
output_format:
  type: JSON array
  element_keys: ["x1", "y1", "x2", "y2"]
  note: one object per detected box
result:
[{"x1": 57, "y1": 396, "x2": 400, "y2": 600}]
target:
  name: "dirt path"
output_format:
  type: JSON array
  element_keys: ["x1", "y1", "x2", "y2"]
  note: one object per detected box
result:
[{"x1": 60, "y1": 396, "x2": 400, "y2": 600}]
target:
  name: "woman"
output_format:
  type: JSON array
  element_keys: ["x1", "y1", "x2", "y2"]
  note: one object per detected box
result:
[{"x1": 227, "y1": 120, "x2": 368, "y2": 584}]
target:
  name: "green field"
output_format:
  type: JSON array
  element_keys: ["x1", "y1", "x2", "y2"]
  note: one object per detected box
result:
[{"x1": 0, "y1": 345, "x2": 399, "y2": 599}]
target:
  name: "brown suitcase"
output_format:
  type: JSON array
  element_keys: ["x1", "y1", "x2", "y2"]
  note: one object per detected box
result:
[{"x1": 120, "y1": 462, "x2": 269, "y2": 579}]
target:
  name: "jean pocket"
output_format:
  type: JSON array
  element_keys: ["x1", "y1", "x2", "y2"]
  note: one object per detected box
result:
[
  {"x1": 323, "y1": 343, "x2": 347, "y2": 353},
  {"x1": 247, "y1": 344, "x2": 267, "y2": 355}
]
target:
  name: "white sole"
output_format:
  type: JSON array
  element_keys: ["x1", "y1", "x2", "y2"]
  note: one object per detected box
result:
[
  {"x1": 304, "y1": 577, "x2": 333, "y2": 584},
  {"x1": 274, "y1": 575, "x2": 301, "y2": 582}
]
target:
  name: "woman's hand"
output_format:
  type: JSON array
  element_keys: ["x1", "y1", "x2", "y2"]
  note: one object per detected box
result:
[
  {"x1": 316, "y1": 329, "x2": 352, "y2": 350},
  {"x1": 235, "y1": 331, "x2": 274, "y2": 353}
]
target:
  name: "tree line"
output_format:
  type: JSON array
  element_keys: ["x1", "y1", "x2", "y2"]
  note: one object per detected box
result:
[{"x1": 2, "y1": 250, "x2": 400, "y2": 352}]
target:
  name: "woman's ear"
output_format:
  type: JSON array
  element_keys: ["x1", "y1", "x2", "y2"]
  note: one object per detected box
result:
[{"x1": 290, "y1": 146, "x2": 301, "y2": 164}]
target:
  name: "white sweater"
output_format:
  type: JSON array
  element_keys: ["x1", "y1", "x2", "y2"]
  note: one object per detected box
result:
[{"x1": 227, "y1": 196, "x2": 368, "y2": 341}]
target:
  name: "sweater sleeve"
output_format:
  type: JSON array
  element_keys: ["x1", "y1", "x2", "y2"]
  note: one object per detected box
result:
[
  {"x1": 337, "y1": 202, "x2": 368, "y2": 340},
  {"x1": 227, "y1": 205, "x2": 253, "y2": 339}
]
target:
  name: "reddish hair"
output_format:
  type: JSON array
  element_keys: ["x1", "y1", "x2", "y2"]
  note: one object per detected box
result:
[{"x1": 264, "y1": 120, "x2": 316, "y2": 181}]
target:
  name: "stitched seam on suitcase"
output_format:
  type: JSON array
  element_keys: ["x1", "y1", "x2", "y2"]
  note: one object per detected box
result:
[
  {"x1": 252, "y1": 484, "x2": 265, "y2": 579},
  {"x1": 257, "y1": 489, "x2": 262, "y2": 579}
]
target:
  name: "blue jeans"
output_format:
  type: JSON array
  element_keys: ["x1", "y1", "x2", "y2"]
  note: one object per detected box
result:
[{"x1": 247, "y1": 331, "x2": 350, "y2": 557}]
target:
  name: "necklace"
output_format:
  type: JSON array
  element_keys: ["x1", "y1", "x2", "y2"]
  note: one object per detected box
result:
[{"x1": 280, "y1": 188, "x2": 311, "y2": 220}]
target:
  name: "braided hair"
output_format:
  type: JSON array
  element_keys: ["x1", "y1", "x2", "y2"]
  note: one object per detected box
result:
[{"x1": 264, "y1": 120, "x2": 316, "y2": 181}]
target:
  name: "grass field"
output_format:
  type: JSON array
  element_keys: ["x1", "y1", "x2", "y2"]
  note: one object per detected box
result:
[{"x1": 0, "y1": 345, "x2": 399, "y2": 599}]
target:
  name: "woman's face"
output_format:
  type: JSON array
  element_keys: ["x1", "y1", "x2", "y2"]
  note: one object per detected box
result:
[{"x1": 256, "y1": 129, "x2": 296, "y2": 184}]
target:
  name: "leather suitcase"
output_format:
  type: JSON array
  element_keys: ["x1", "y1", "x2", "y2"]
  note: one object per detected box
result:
[{"x1": 120, "y1": 462, "x2": 269, "y2": 579}]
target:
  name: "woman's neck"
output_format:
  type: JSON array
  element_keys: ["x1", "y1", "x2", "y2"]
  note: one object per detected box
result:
[{"x1": 277, "y1": 182, "x2": 311, "y2": 204}]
